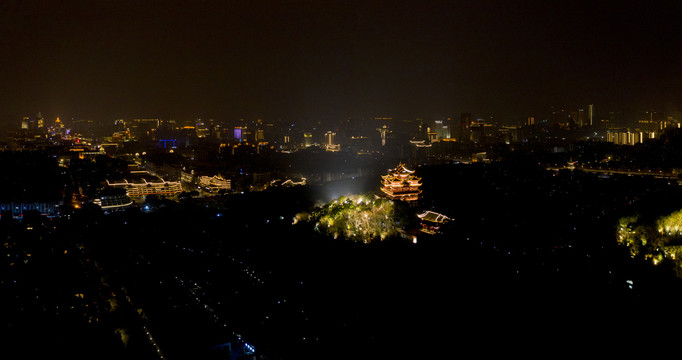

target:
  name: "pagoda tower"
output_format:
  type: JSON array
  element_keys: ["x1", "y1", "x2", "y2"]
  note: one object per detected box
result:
[{"x1": 379, "y1": 163, "x2": 422, "y2": 202}]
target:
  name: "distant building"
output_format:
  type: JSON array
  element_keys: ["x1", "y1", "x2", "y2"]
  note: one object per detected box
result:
[
  {"x1": 324, "y1": 131, "x2": 339, "y2": 151},
  {"x1": 255, "y1": 129, "x2": 266, "y2": 143},
  {"x1": 303, "y1": 133, "x2": 313, "y2": 147},
  {"x1": 253, "y1": 171, "x2": 271, "y2": 184},
  {"x1": 127, "y1": 118, "x2": 159, "y2": 140},
  {"x1": 427, "y1": 129, "x2": 438, "y2": 143},
  {"x1": 198, "y1": 175, "x2": 231, "y2": 193},
  {"x1": 638, "y1": 111, "x2": 662, "y2": 132},
  {"x1": 459, "y1": 113, "x2": 472, "y2": 142},
  {"x1": 106, "y1": 171, "x2": 182, "y2": 198},
  {"x1": 377, "y1": 125, "x2": 389, "y2": 146},
  {"x1": 92, "y1": 188, "x2": 133, "y2": 211},
  {"x1": 0, "y1": 201, "x2": 61, "y2": 218},
  {"x1": 606, "y1": 130, "x2": 656, "y2": 145},
  {"x1": 498, "y1": 125, "x2": 520, "y2": 144},
  {"x1": 379, "y1": 163, "x2": 422, "y2": 202},
  {"x1": 470, "y1": 119, "x2": 491, "y2": 143},
  {"x1": 195, "y1": 119, "x2": 210, "y2": 138},
  {"x1": 430, "y1": 119, "x2": 443, "y2": 140}
]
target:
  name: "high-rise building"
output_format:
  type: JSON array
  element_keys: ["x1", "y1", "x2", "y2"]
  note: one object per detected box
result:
[
  {"x1": 638, "y1": 111, "x2": 661, "y2": 132},
  {"x1": 444, "y1": 117, "x2": 455, "y2": 139},
  {"x1": 427, "y1": 128, "x2": 438, "y2": 143},
  {"x1": 303, "y1": 133, "x2": 313, "y2": 147},
  {"x1": 588, "y1": 104, "x2": 594, "y2": 126},
  {"x1": 324, "y1": 131, "x2": 336, "y2": 149},
  {"x1": 377, "y1": 125, "x2": 389, "y2": 146},
  {"x1": 606, "y1": 129, "x2": 656, "y2": 145},
  {"x1": 569, "y1": 109, "x2": 585, "y2": 127},
  {"x1": 36, "y1": 112, "x2": 44, "y2": 129},
  {"x1": 256, "y1": 129, "x2": 265, "y2": 143},
  {"x1": 459, "y1": 113, "x2": 471, "y2": 142},
  {"x1": 195, "y1": 119, "x2": 210, "y2": 138},
  {"x1": 599, "y1": 111, "x2": 622, "y2": 131},
  {"x1": 432, "y1": 119, "x2": 448, "y2": 139},
  {"x1": 470, "y1": 119, "x2": 489, "y2": 143},
  {"x1": 498, "y1": 125, "x2": 520, "y2": 144},
  {"x1": 127, "y1": 118, "x2": 159, "y2": 140}
]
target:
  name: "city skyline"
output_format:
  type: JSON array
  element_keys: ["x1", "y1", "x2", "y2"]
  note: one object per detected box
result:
[
  {"x1": 6, "y1": 2, "x2": 682, "y2": 357},
  {"x1": 2, "y1": 1, "x2": 682, "y2": 128}
]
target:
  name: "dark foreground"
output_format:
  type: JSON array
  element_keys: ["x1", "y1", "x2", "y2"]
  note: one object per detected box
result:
[{"x1": 3, "y1": 163, "x2": 682, "y2": 358}]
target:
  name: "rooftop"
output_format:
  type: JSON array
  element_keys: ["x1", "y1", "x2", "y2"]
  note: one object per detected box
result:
[{"x1": 417, "y1": 211, "x2": 450, "y2": 224}]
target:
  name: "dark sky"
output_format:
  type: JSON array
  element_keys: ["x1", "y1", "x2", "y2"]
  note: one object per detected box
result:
[{"x1": 1, "y1": 0, "x2": 682, "y2": 127}]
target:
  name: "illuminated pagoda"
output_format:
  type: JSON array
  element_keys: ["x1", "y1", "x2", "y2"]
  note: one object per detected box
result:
[{"x1": 380, "y1": 163, "x2": 422, "y2": 202}]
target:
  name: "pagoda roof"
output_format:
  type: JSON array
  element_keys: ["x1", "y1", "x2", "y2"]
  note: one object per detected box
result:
[
  {"x1": 417, "y1": 211, "x2": 450, "y2": 223},
  {"x1": 381, "y1": 173, "x2": 421, "y2": 181},
  {"x1": 388, "y1": 163, "x2": 415, "y2": 175}
]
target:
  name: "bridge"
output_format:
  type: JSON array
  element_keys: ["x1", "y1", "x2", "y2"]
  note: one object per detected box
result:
[{"x1": 546, "y1": 165, "x2": 681, "y2": 180}]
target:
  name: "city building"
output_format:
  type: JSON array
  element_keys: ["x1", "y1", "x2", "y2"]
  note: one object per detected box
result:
[
  {"x1": 198, "y1": 175, "x2": 231, "y2": 193},
  {"x1": 498, "y1": 125, "x2": 521, "y2": 144},
  {"x1": 0, "y1": 201, "x2": 61, "y2": 219},
  {"x1": 324, "y1": 131, "x2": 339, "y2": 151},
  {"x1": 379, "y1": 163, "x2": 422, "y2": 202},
  {"x1": 106, "y1": 171, "x2": 182, "y2": 198},
  {"x1": 606, "y1": 130, "x2": 656, "y2": 145},
  {"x1": 431, "y1": 119, "x2": 447, "y2": 140},
  {"x1": 459, "y1": 113, "x2": 472, "y2": 142},
  {"x1": 377, "y1": 125, "x2": 389, "y2": 147},
  {"x1": 470, "y1": 119, "x2": 492, "y2": 143},
  {"x1": 303, "y1": 133, "x2": 313, "y2": 147},
  {"x1": 195, "y1": 119, "x2": 210, "y2": 138},
  {"x1": 638, "y1": 111, "x2": 661, "y2": 132},
  {"x1": 427, "y1": 129, "x2": 438, "y2": 143},
  {"x1": 92, "y1": 188, "x2": 133, "y2": 211},
  {"x1": 234, "y1": 127, "x2": 243, "y2": 142},
  {"x1": 126, "y1": 118, "x2": 160, "y2": 140}
]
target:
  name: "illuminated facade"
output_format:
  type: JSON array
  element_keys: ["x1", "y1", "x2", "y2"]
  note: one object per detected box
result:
[
  {"x1": 380, "y1": 163, "x2": 422, "y2": 202},
  {"x1": 0, "y1": 201, "x2": 60, "y2": 218},
  {"x1": 106, "y1": 171, "x2": 182, "y2": 198},
  {"x1": 606, "y1": 130, "x2": 656, "y2": 145},
  {"x1": 377, "y1": 125, "x2": 389, "y2": 146},
  {"x1": 325, "y1": 131, "x2": 339, "y2": 151},
  {"x1": 93, "y1": 193, "x2": 133, "y2": 211},
  {"x1": 199, "y1": 175, "x2": 231, "y2": 192},
  {"x1": 303, "y1": 133, "x2": 313, "y2": 147}
]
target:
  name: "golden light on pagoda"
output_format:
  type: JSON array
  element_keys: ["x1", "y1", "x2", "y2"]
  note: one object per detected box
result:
[{"x1": 379, "y1": 163, "x2": 422, "y2": 202}]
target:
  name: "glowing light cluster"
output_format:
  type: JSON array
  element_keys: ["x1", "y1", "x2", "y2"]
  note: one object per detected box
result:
[
  {"x1": 617, "y1": 210, "x2": 682, "y2": 278},
  {"x1": 296, "y1": 194, "x2": 398, "y2": 243}
]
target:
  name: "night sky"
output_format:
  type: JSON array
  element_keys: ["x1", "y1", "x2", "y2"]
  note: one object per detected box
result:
[{"x1": 1, "y1": 0, "x2": 681, "y2": 126}]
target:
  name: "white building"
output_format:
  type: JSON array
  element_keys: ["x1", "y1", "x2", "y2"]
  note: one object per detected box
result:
[
  {"x1": 106, "y1": 171, "x2": 182, "y2": 198},
  {"x1": 199, "y1": 175, "x2": 231, "y2": 192}
]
